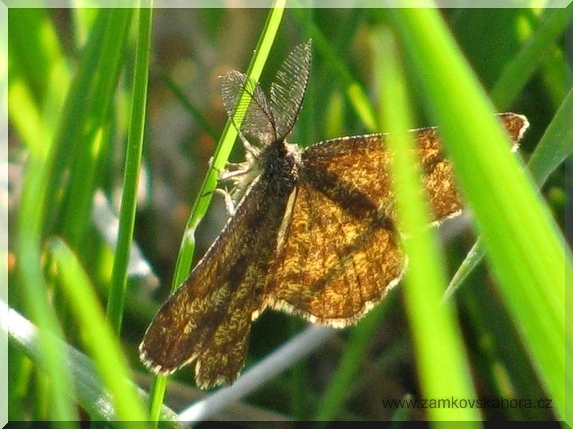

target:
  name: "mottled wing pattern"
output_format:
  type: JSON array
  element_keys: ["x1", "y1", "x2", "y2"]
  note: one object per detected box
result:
[
  {"x1": 419, "y1": 112, "x2": 528, "y2": 222},
  {"x1": 265, "y1": 179, "x2": 404, "y2": 326},
  {"x1": 265, "y1": 113, "x2": 529, "y2": 325},
  {"x1": 139, "y1": 175, "x2": 292, "y2": 389},
  {"x1": 496, "y1": 112, "x2": 530, "y2": 149},
  {"x1": 265, "y1": 134, "x2": 404, "y2": 326}
]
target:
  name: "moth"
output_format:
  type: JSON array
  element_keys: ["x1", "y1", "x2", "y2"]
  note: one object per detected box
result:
[{"x1": 139, "y1": 40, "x2": 529, "y2": 389}]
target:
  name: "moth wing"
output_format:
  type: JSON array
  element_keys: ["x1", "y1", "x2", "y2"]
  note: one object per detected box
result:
[
  {"x1": 265, "y1": 113, "x2": 528, "y2": 325},
  {"x1": 265, "y1": 169, "x2": 406, "y2": 326},
  {"x1": 140, "y1": 175, "x2": 291, "y2": 388}
]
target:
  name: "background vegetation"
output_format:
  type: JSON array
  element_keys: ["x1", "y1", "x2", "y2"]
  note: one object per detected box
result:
[{"x1": 6, "y1": 4, "x2": 572, "y2": 425}]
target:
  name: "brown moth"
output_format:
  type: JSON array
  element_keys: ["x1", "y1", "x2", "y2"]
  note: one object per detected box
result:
[{"x1": 139, "y1": 40, "x2": 529, "y2": 389}]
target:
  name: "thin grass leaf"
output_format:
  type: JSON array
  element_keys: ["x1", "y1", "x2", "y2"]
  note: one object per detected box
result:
[
  {"x1": 9, "y1": 9, "x2": 79, "y2": 423},
  {"x1": 56, "y1": 9, "x2": 133, "y2": 247},
  {"x1": 8, "y1": 8, "x2": 69, "y2": 157},
  {"x1": 4, "y1": 302, "x2": 179, "y2": 425},
  {"x1": 107, "y1": 7, "x2": 153, "y2": 333},
  {"x1": 528, "y1": 86, "x2": 573, "y2": 187},
  {"x1": 375, "y1": 25, "x2": 481, "y2": 423},
  {"x1": 16, "y1": 156, "x2": 77, "y2": 422},
  {"x1": 491, "y1": 7, "x2": 573, "y2": 110},
  {"x1": 445, "y1": 86, "x2": 573, "y2": 299},
  {"x1": 389, "y1": 6, "x2": 571, "y2": 419},
  {"x1": 47, "y1": 237, "x2": 148, "y2": 422},
  {"x1": 14, "y1": 7, "x2": 130, "y2": 255},
  {"x1": 170, "y1": 1, "x2": 287, "y2": 293},
  {"x1": 443, "y1": 6, "x2": 571, "y2": 298}
]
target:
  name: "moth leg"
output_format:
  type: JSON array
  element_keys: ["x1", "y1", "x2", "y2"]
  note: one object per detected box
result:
[{"x1": 214, "y1": 187, "x2": 236, "y2": 215}]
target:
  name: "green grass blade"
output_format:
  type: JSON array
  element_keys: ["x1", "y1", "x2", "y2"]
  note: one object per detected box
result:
[
  {"x1": 445, "y1": 86, "x2": 573, "y2": 299},
  {"x1": 375, "y1": 25, "x2": 481, "y2": 423},
  {"x1": 8, "y1": 9, "x2": 69, "y2": 157},
  {"x1": 47, "y1": 237, "x2": 148, "y2": 422},
  {"x1": 40, "y1": 9, "x2": 131, "y2": 244},
  {"x1": 389, "y1": 6, "x2": 571, "y2": 420},
  {"x1": 490, "y1": 7, "x2": 573, "y2": 109},
  {"x1": 170, "y1": 2, "x2": 287, "y2": 292},
  {"x1": 107, "y1": 7, "x2": 153, "y2": 333},
  {"x1": 16, "y1": 156, "x2": 77, "y2": 423},
  {"x1": 528, "y1": 86, "x2": 573, "y2": 187},
  {"x1": 6, "y1": 303, "x2": 179, "y2": 424}
]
